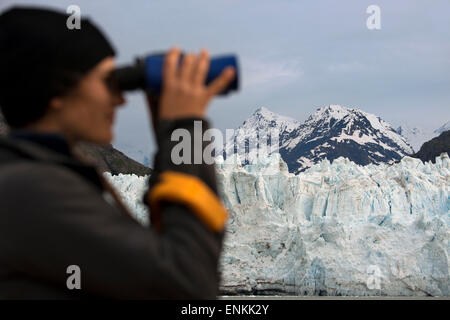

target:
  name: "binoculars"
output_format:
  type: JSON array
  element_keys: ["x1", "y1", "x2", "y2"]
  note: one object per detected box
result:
[{"x1": 114, "y1": 52, "x2": 240, "y2": 96}]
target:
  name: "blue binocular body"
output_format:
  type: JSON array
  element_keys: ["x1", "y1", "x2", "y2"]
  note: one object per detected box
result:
[{"x1": 115, "y1": 52, "x2": 239, "y2": 96}]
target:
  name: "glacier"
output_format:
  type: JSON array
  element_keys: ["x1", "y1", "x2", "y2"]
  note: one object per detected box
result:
[{"x1": 104, "y1": 152, "x2": 450, "y2": 296}]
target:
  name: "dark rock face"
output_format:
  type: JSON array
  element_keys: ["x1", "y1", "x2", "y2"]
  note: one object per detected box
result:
[
  {"x1": 73, "y1": 142, "x2": 152, "y2": 176},
  {"x1": 0, "y1": 111, "x2": 151, "y2": 176},
  {"x1": 412, "y1": 130, "x2": 450, "y2": 163}
]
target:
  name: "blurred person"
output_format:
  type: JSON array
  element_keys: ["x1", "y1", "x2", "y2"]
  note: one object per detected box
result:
[{"x1": 0, "y1": 6, "x2": 235, "y2": 299}]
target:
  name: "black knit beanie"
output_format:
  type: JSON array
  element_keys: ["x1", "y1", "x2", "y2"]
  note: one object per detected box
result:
[{"x1": 0, "y1": 6, "x2": 116, "y2": 128}]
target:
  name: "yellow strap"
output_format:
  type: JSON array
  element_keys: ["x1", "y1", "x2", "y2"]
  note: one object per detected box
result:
[{"x1": 149, "y1": 171, "x2": 228, "y2": 233}]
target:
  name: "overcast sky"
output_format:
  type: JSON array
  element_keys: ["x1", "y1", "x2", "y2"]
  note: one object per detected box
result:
[{"x1": 1, "y1": 0, "x2": 449, "y2": 164}]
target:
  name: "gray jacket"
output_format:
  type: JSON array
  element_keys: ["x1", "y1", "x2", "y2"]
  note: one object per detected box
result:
[{"x1": 0, "y1": 118, "x2": 224, "y2": 299}]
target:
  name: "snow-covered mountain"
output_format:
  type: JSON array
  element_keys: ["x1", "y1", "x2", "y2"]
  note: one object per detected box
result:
[
  {"x1": 396, "y1": 125, "x2": 435, "y2": 153},
  {"x1": 227, "y1": 105, "x2": 414, "y2": 173},
  {"x1": 396, "y1": 120, "x2": 450, "y2": 153},
  {"x1": 225, "y1": 106, "x2": 301, "y2": 162},
  {"x1": 106, "y1": 152, "x2": 450, "y2": 296},
  {"x1": 434, "y1": 120, "x2": 450, "y2": 135}
]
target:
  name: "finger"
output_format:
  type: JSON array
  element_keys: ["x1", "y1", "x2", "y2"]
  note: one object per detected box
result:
[
  {"x1": 206, "y1": 66, "x2": 235, "y2": 97},
  {"x1": 193, "y1": 49, "x2": 210, "y2": 86},
  {"x1": 180, "y1": 52, "x2": 195, "y2": 83},
  {"x1": 163, "y1": 46, "x2": 181, "y2": 86}
]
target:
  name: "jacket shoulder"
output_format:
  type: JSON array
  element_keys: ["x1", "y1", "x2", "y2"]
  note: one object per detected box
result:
[{"x1": 0, "y1": 161, "x2": 101, "y2": 197}]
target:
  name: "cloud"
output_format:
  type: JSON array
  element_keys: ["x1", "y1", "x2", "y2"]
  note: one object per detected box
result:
[
  {"x1": 242, "y1": 57, "x2": 303, "y2": 88},
  {"x1": 327, "y1": 61, "x2": 365, "y2": 73}
]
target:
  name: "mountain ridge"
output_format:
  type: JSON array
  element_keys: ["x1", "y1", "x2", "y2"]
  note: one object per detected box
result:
[
  {"x1": 228, "y1": 105, "x2": 415, "y2": 173},
  {"x1": 396, "y1": 119, "x2": 450, "y2": 153},
  {"x1": 411, "y1": 129, "x2": 450, "y2": 163}
]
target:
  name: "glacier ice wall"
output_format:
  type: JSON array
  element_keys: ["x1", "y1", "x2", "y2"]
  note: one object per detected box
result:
[
  {"x1": 103, "y1": 173, "x2": 150, "y2": 226},
  {"x1": 105, "y1": 153, "x2": 450, "y2": 296}
]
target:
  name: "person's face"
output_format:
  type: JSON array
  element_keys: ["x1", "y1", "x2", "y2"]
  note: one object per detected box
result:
[{"x1": 56, "y1": 57, "x2": 125, "y2": 145}]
